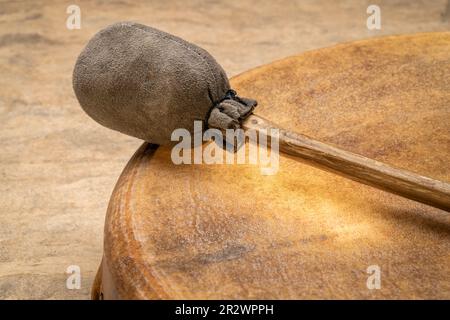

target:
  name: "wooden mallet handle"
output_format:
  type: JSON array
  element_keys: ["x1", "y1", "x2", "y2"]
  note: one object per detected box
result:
[{"x1": 243, "y1": 114, "x2": 450, "y2": 212}]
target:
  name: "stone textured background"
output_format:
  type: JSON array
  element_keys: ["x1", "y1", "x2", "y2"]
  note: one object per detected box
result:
[{"x1": 0, "y1": 0, "x2": 449, "y2": 299}]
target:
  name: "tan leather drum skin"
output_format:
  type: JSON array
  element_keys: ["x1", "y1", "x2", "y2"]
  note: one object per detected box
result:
[{"x1": 93, "y1": 33, "x2": 450, "y2": 299}]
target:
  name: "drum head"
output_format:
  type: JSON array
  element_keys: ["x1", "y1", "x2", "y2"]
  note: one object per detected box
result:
[{"x1": 102, "y1": 33, "x2": 450, "y2": 299}]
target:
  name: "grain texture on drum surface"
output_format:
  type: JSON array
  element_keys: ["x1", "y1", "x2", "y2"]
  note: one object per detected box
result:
[{"x1": 95, "y1": 32, "x2": 450, "y2": 299}]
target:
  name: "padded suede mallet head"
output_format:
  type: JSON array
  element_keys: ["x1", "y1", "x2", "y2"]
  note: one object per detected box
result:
[{"x1": 73, "y1": 21, "x2": 256, "y2": 145}]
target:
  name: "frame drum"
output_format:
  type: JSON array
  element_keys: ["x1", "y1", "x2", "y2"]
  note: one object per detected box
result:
[{"x1": 93, "y1": 33, "x2": 450, "y2": 299}]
